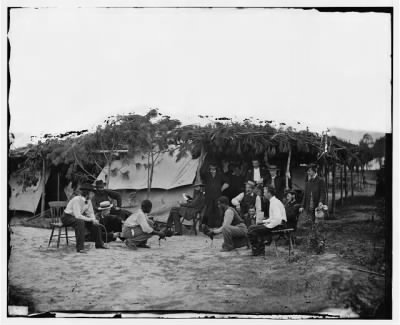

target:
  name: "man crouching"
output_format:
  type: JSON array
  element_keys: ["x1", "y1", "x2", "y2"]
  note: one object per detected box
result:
[
  {"x1": 247, "y1": 186, "x2": 287, "y2": 256},
  {"x1": 121, "y1": 200, "x2": 166, "y2": 249},
  {"x1": 205, "y1": 196, "x2": 248, "y2": 252}
]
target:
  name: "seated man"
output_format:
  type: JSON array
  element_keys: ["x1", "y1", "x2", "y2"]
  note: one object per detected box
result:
[
  {"x1": 232, "y1": 181, "x2": 262, "y2": 227},
  {"x1": 92, "y1": 180, "x2": 131, "y2": 232},
  {"x1": 166, "y1": 182, "x2": 205, "y2": 235},
  {"x1": 61, "y1": 183, "x2": 107, "y2": 253},
  {"x1": 248, "y1": 186, "x2": 287, "y2": 256},
  {"x1": 88, "y1": 201, "x2": 121, "y2": 243},
  {"x1": 121, "y1": 200, "x2": 166, "y2": 249},
  {"x1": 205, "y1": 196, "x2": 248, "y2": 252}
]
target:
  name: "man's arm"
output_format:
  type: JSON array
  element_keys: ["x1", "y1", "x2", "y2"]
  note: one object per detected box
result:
[
  {"x1": 137, "y1": 212, "x2": 154, "y2": 233},
  {"x1": 231, "y1": 192, "x2": 244, "y2": 208},
  {"x1": 213, "y1": 209, "x2": 234, "y2": 234},
  {"x1": 72, "y1": 199, "x2": 93, "y2": 222},
  {"x1": 105, "y1": 189, "x2": 122, "y2": 208}
]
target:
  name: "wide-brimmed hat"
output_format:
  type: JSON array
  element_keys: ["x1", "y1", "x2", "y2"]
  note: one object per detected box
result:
[
  {"x1": 95, "y1": 180, "x2": 106, "y2": 188},
  {"x1": 268, "y1": 164, "x2": 278, "y2": 170},
  {"x1": 79, "y1": 183, "x2": 96, "y2": 192},
  {"x1": 98, "y1": 201, "x2": 113, "y2": 210}
]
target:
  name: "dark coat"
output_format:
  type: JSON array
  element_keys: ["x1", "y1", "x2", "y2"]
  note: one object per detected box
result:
[
  {"x1": 92, "y1": 189, "x2": 122, "y2": 213},
  {"x1": 246, "y1": 167, "x2": 272, "y2": 186},
  {"x1": 285, "y1": 200, "x2": 301, "y2": 229},
  {"x1": 301, "y1": 175, "x2": 326, "y2": 211}
]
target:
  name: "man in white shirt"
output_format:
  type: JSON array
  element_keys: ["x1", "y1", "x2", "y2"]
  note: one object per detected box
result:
[
  {"x1": 61, "y1": 183, "x2": 106, "y2": 253},
  {"x1": 121, "y1": 200, "x2": 166, "y2": 249},
  {"x1": 247, "y1": 186, "x2": 287, "y2": 256}
]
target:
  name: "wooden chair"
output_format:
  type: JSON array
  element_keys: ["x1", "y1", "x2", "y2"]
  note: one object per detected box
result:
[
  {"x1": 181, "y1": 211, "x2": 201, "y2": 235},
  {"x1": 47, "y1": 201, "x2": 75, "y2": 248}
]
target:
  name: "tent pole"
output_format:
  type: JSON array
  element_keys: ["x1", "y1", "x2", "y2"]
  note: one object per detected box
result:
[
  {"x1": 344, "y1": 162, "x2": 348, "y2": 200},
  {"x1": 41, "y1": 158, "x2": 46, "y2": 217}
]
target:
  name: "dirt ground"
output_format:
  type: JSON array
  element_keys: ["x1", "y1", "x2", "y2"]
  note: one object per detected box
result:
[{"x1": 7, "y1": 199, "x2": 388, "y2": 317}]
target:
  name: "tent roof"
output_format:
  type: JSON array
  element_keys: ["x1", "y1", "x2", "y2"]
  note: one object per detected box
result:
[{"x1": 97, "y1": 151, "x2": 199, "y2": 190}]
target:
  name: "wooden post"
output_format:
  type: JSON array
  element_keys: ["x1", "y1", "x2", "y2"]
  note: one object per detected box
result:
[
  {"x1": 350, "y1": 165, "x2": 354, "y2": 199},
  {"x1": 340, "y1": 165, "x2": 343, "y2": 205},
  {"x1": 285, "y1": 149, "x2": 291, "y2": 190},
  {"x1": 344, "y1": 162, "x2": 348, "y2": 200},
  {"x1": 331, "y1": 161, "x2": 336, "y2": 216},
  {"x1": 41, "y1": 158, "x2": 46, "y2": 217},
  {"x1": 324, "y1": 162, "x2": 329, "y2": 205}
]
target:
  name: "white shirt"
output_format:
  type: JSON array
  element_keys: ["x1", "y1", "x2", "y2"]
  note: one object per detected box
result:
[
  {"x1": 262, "y1": 196, "x2": 287, "y2": 229},
  {"x1": 123, "y1": 209, "x2": 154, "y2": 233},
  {"x1": 253, "y1": 168, "x2": 261, "y2": 182},
  {"x1": 64, "y1": 195, "x2": 96, "y2": 222}
]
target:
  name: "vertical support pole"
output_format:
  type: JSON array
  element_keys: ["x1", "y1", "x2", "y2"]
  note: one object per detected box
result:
[
  {"x1": 41, "y1": 158, "x2": 46, "y2": 217},
  {"x1": 285, "y1": 149, "x2": 291, "y2": 190}
]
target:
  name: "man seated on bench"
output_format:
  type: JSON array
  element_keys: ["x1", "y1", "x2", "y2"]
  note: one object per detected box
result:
[
  {"x1": 166, "y1": 182, "x2": 205, "y2": 235},
  {"x1": 248, "y1": 186, "x2": 287, "y2": 256}
]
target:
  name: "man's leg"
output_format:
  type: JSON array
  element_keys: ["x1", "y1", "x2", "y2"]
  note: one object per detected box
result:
[
  {"x1": 248, "y1": 225, "x2": 270, "y2": 256},
  {"x1": 221, "y1": 225, "x2": 247, "y2": 251},
  {"x1": 86, "y1": 222, "x2": 105, "y2": 248},
  {"x1": 167, "y1": 207, "x2": 182, "y2": 235},
  {"x1": 62, "y1": 214, "x2": 86, "y2": 252}
]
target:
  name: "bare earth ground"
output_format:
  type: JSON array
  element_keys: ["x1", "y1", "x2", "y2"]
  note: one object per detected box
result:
[{"x1": 8, "y1": 200, "x2": 387, "y2": 317}]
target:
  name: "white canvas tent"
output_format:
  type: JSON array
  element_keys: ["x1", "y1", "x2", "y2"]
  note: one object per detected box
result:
[
  {"x1": 96, "y1": 151, "x2": 200, "y2": 221},
  {"x1": 8, "y1": 171, "x2": 50, "y2": 214}
]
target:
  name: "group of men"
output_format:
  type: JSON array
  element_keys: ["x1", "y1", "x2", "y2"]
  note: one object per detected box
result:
[{"x1": 61, "y1": 160, "x2": 326, "y2": 256}]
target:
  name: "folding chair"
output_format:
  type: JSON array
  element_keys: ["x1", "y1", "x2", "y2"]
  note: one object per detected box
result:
[{"x1": 47, "y1": 201, "x2": 75, "y2": 248}]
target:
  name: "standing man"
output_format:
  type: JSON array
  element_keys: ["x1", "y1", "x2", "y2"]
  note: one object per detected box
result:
[
  {"x1": 299, "y1": 164, "x2": 326, "y2": 223},
  {"x1": 224, "y1": 162, "x2": 245, "y2": 201},
  {"x1": 247, "y1": 158, "x2": 271, "y2": 186},
  {"x1": 200, "y1": 162, "x2": 230, "y2": 229},
  {"x1": 284, "y1": 190, "x2": 302, "y2": 230},
  {"x1": 247, "y1": 186, "x2": 287, "y2": 256},
  {"x1": 205, "y1": 196, "x2": 248, "y2": 252},
  {"x1": 61, "y1": 183, "x2": 107, "y2": 253}
]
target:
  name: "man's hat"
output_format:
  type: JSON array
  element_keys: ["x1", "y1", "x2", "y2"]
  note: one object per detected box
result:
[
  {"x1": 285, "y1": 189, "x2": 297, "y2": 196},
  {"x1": 79, "y1": 183, "x2": 96, "y2": 192},
  {"x1": 306, "y1": 163, "x2": 318, "y2": 172},
  {"x1": 244, "y1": 180, "x2": 256, "y2": 187},
  {"x1": 268, "y1": 164, "x2": 278, "y2": 170},
  {"x1": 95, "y1": 180, "x2": 106, "y2": 188},
  {"x1": 98, "y1": 201, "x2": 113, "y2": 210}
]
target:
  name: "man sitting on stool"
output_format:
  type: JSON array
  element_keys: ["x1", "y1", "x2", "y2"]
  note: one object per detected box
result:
[
  {"x1": 247, "y1": 186, "x2": 287, "y2": 256},
  {"x1": 204, "y1": 196, "x2": 248, "y2": 252}
]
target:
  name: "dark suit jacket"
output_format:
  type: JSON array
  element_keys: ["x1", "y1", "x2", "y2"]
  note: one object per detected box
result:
[
  {"x1": 246, "y1": 167, "x2": 272, "y2": 186},
  {"x1": 301, "y1": 175, "x2": 326, "y2": 211}
]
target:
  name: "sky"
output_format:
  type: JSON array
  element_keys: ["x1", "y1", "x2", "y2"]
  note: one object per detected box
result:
[{"x1": 8, "y1": 7, "x2": 392, "y2": 147}]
